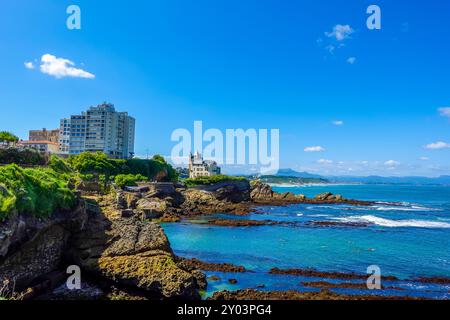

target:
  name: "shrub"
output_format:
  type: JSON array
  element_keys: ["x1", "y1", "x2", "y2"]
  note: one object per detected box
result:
[
  {"x1": 0, "y1": 148, "x2": 47, "y2": 166},
  {"x1": 68, "y1": 152, "x2": 178, "y2": 183},
  {"x1": 114, "y1": 174, "x2": 147, "y2": 188},
  {"x1": 184, "y1": 175, "x2": 247, "y2": 188},
  {"x1": 48, "y1": 155, "x2": 73, "y2": 174},
  {"x1": 0, "y1": 164, "x2": 76, "y2": 220}
]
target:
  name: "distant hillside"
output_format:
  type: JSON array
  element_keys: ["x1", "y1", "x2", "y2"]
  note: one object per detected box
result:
[
  {"x1": 272, "y1": 169, "x2": 450, "y2": 186},
  {"x1": 276, "y1": 168, "x2": 324, "y2": 179},
  {"x1": 327, "y1": 175, "x2": 450, "y2": 185},
  {"x1": 258, "y1": 175, "x2": 329, "y2": 185}
]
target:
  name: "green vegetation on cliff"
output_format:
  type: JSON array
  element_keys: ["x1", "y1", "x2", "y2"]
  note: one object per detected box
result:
[
  {"x1": 0, "y1": 151, "x2": 179, "y2": 220},
  {"x1": 114, "y1": 174, "x2": 147, "y2": 188},
  {"x1": 0, "y1": 148, "x2": 47, "y2": 166},
  {"x1": 184, "y1": 174, "x2": 247, "y2": 188},
  {"x1": 68, "y1": 152, "x2": 178, "y2": 183},
  {"x1": 0, "y1": 164, "x2": 76, "y2": 220}
]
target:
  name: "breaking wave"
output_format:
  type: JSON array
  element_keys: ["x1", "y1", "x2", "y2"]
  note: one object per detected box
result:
[{"x1": 335, "y1": 215, "x2": 450, "y2": 228}]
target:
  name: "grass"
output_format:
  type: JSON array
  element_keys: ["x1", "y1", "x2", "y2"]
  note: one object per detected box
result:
[
  {"x1": 0, "y1": 164, "x2": 76, "y2": 220},
  {"x1": 184, "y1": 174, "x2": 247, "y2": 188}
]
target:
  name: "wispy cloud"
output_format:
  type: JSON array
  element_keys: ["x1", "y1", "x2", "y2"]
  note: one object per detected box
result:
[
  {"x1": 317, "y1": 159, "x2": 333, "y2": 164},
  {"x1": 332, "y1": 120, "x2": 344, "y2": 126},
  {"x1": 418, "y1": 157, "x2": 430, "y2": 161},
  {"x1": 325, "y1": 24, "x2": 354, "y2": 41},
  {"x1": 39, "y1": 54, "x2": 95, "y2": 79},
  {"x1": 438, "y1": 107, "x2": 450, "y2": 118},
  {"x1": 325, "y1": 44, "x2": 336, "y2": 54},
  {"x1": 346, "y1": 57, "x2": 356, "y2": 64},
  {"x1": 24, "y1": 61, "x2": 35, "y2": 69},
  {"x1": 304, "y1": 146, "x2": 325, "y2": 152},
  {"x1": 424, "y1": 141, "x2": 450, "y2": 150},
  {"x1": 384, "y1": 160, "x2": 400, "y2": 167}
]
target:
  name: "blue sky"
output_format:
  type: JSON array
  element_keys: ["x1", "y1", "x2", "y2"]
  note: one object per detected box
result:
[{"x1": 1, "y1": 0, "x2": 450, "y2": 176}]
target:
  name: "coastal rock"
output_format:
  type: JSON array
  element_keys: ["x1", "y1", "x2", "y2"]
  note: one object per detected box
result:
[
  {"x1": 209, "y1": 289, "x2": 420, "y2": 300},
  {"x1": 301, "y1": 281, "x2": 404, "y2": 291},
  {"x1": 180, "y1": 189, "x2": 250, "y2": 215},
  {"x1": 0, "y1": 202, "x2": 87, "y2": 290},
  {"x1": 208, "y1": 275, "x2": 221, "y2": 281},
  {"x1": 177, "y1": 257, "x2": 247, "y2": 273},
  {"x1": 136, "y1": 198, "x2": 167, "y2": 218},
  {"x1": 250, "y1": 181, "x2": 306, "y2": 204},
  {"x1": 269, "y1": 267, "x2": 398, "y2": 281},
  {"x1": 315, "y1": 192, "x2": 333, "y2": 201},
  {"x1": 206, "y1": 219, "x2": 273, "y2": 227},
  {"x1": 68, "y1": 197, "x2": 202, "y2": 300},
  {"x1": 250, "y1": 180, "x2": 275, "y2": 200},
  {"x1": 308, "y1": 221, "x2": 369, "y2": 228}
]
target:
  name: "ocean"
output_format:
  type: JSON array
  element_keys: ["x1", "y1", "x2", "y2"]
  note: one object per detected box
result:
[{"x1": 162, "y1": 184, "x2": 450, "y2": 299}]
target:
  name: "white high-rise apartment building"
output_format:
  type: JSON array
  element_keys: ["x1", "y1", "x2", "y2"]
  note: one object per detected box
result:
[{"x1": 62, "y1": 103, "x2": 135, "y2": 159}]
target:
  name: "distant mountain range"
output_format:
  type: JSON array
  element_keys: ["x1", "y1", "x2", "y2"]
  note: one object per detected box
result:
[
  {"x1": 273, "y1": 169, "x2": 450, "y2": 185},
  {"x1": 275, "y1": 168, "x2": 324, "y2": 179}
]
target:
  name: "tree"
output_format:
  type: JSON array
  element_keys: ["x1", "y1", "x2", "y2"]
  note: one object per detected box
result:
[{"x1": 0, "y1": 132, "x2": 19, "y2": 147}]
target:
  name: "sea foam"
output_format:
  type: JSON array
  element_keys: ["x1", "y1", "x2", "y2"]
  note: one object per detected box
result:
[{"x1": 335, "y1": 215, "x2": 450, "y2": 228}]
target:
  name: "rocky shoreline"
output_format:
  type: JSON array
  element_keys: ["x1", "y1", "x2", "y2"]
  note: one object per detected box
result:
[
  {"x1": 1, "y1": 179, "x2": 447, "y2": 300},
  {"x1": 208, "y1": 289, "x2": 423, "y2": 300}
]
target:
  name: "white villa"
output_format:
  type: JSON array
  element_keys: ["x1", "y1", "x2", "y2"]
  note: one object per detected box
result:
[{"x1": 188, "y1": 152, "x2": 221, "y2": 178}]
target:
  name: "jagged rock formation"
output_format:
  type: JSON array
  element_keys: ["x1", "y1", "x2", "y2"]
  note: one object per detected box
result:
[
  {"x1": 0, "y1": 194, "x2": 205, "y2": 300},
  {"x1": 250, "y1": 180, "x2": 371, "y2": 206},
  {"x1": 0, "y1": 203, "x2": 87, "y2": 290},
  {"x1": 67, "y1": 196, "x2": 203, "y2": 299}
]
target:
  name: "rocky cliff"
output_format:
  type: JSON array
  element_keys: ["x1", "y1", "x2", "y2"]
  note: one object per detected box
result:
[
  {"x1": 0, "y1": 194, "x2": 204, "y2": 300},
  {"x1": 67, "y1": 195, "x2": 203, "y2": 300}
]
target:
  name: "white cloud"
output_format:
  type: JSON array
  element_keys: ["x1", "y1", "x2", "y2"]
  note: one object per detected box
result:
[
  {"x1": 418, "y1": 157, "x2": 430, "y2": 161},
  {"x1": 325, "y1": 24, "x2": 354, "y2": 41},
  {"x1": 384, "y1": 160, "x2": 400, "y2": 167},
  {"x1": 325, "y1": 45, "x2": 336, "y2": 54},
  {"x1": 39, "y1": 54, "x2": 95, "y2": 79},
  {"x1": 346, "y1": 57, "x2": 356, "y2": 64},
  {"x1": 304, "y1": 146, "x2": 325, "y2": 152},
  {"x1": 24, "y1": 61, "x2": 35, "y2": 69},
  {"x1": 424, "y1": 141, "x2": 450, "y2": 150},
  {"x1": 438, "y1": 107, "x2": 450, "y2": 118},
  {"x1": 317, "y1": 159, "x2": 333, "y2": 165},
  {"x1": 332, "y1": 120, "x2": 344, "y2": 126}
]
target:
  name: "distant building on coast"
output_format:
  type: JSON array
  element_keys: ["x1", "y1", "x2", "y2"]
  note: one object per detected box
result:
[
  {"x1": 188, "y1": 152, "x2": 221, "y2": 178},
  {"x1": 60, "y1": 103, "x2": 135, "y2": 159},
  {"x1": 29, "y1": 128, "x2": 60, "y2": 144},
  {"x1": 18, "y1": 140, "x2": 60, "y2": 154}
]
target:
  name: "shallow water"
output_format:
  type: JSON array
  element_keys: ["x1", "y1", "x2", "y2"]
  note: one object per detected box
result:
[{"x1": 162, "y1": 184, "x2": 450, "y2": 299}]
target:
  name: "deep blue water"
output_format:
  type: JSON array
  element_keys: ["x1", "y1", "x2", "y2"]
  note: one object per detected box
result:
[{"x1": 162, "y1": 184, "x2": 450, "y2": 299}]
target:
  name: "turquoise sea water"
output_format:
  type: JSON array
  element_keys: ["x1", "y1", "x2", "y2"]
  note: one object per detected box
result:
[{"x1": 162, "y1": 184, "x2": 450, "y2": 299}]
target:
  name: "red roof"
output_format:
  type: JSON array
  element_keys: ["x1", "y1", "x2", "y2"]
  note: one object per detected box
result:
[{"x1": 19, "y1": 140, "x2": 59, "y2": 146}]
